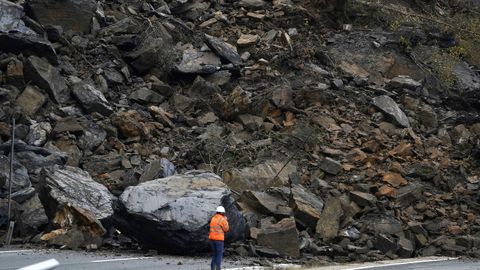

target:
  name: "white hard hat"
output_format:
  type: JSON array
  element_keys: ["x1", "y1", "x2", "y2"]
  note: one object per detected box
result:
[{"x1": 216, "y1": 206, "x2": 225, "y2": 213}]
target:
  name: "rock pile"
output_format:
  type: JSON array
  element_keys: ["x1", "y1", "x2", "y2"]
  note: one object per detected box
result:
[{"x1": 0, "y1": 0, "x2": 479, "y2": 265}]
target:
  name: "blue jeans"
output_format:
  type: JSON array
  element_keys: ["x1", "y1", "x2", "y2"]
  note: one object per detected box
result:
[{"x1": 210, "y1": 240, "x2": 224, "y2": 270}]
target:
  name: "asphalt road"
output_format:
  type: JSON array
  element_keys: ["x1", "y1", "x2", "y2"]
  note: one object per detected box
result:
[
  {"x1": 2, "y1": 249, "x2": 480, "y2": 270},
  {"x1": 0, "y1": 248, "x2": 254, "y2": 270}
]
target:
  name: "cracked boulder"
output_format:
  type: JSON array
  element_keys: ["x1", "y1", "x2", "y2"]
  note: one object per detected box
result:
[
  {"x1": 38, "y1": 165, "x2": 115, "y2": 223},
  {"x1": 115, "y1": 171, "x2": 245, "y2": 253}
]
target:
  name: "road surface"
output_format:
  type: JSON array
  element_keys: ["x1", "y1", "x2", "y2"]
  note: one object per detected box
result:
[
  {"x1": 1, "y1": 249, "x2": 480, "y2": 270},
  {"x1": 0, "y1": 248, "x2": 254, "y2": 270}
]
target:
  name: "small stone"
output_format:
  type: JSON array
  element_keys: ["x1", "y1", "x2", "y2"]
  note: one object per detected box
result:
[
  {"x1": 238, "y1": 114, "x2": 263, "y2": 131},
  {"x1": 389, "y1": 75, "x2": 422, "y2": 90},
  {"x1": 237, "y1": 34, "x2": 260, "y2": 47},
  {"x1": 372, "y1": 95, "x2": 410, "y2": 128},
  {"x1": 197, "y1": 112, "x2": 219, "y2": 126},
  {"x1": 239, "y1": 0, "x2": 266, "y2": 9},
  {"x1": 350, "y1": 191, "x2": 377, "y2": 207},
  {"x1": 331, "y1": 79, "x2": 344, "y2": 90},
  {"x1": 319, "y1": 157, "x2": 342, "y2": 175}
]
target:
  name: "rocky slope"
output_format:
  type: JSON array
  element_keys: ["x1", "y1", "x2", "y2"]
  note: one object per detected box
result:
[{"x1": 0, "y1": 0, "x2": 480, "y2": 265}]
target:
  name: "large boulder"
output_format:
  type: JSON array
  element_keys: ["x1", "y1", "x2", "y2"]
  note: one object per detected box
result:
[
  {"x1": 115, "y1": 171, "x2": 246, "y2": 253},
  {"x1": 18, "y1": 194, "x2": 48, "y2": 235},
  {"x1": 27, "y1": 0, "x2": 97, "y2": 33},
  {"x1": 38, "y1": 165, "x2": 115, "y2": 223},
  {"x1": 290, "y1": 185, "x2": 324, "y2": 231}
]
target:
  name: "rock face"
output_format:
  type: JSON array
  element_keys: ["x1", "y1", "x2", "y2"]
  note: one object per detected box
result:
[
  {"x1": 24, "y1": 55, "x2": 69, "y2": 103},
  {"x1": 372, "y1": 95, "x2": 410, "y2": 128},
  {"x1": 38, "y1": 165, "x2": 115, "y2": 222},
  {"x1": 115, "y1": 171, "x2": 245, "y2": 253},
  {"x1": 27, "y1": 0, "x2": 97, "y2": 33}
]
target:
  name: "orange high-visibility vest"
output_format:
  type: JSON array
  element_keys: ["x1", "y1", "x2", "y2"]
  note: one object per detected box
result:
[{"x1": 209, "y1": 214, "x2": 229, "y2": 241}]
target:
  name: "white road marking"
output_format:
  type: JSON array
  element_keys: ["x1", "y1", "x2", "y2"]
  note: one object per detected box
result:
[
  {"x1": 91, "y1": 257, "x2": 153, "y2": 263},
  {"x1": 0, "y1": 250, "x2": 35, "y2": 254},
  {"x1": 308, "y1": 257, "x2": 458, "y2": 270}
]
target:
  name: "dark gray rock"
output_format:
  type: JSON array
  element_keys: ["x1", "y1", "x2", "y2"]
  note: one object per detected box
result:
[
  {"x1": 175, "y1": 48, "x2": 221, "y2": 75},
  {"x1": 139, "y1": 158, "x2": 175, "y2": 182},
  {"x1": 204, "y1": 34, "x2": 242, "y2": 66},
  {"x1": 115, "y1": 171, "x2": 245, "y2": 253},
  {"x1": 0, "y1": 198, "x2": 19, "y2": 227},
  {"x1": 257, "y1": 217, "x2": 300, "y2": 257},
  {"x1": 0, "y1": 33, "x2": 58, "y2": 65},
  {"x1": 0, "y1": 155, "x2": 32, "y2": 202},
  {"x1": 397, "y1": 237, "x2": 414, "y2": 258},
  {"x1": 27, "y1": 0, "x2": 97, "y2": 33},
  {"x1": 407, "y1": 163, "x2": 436, "y2": 180},
  {"x1": 319, "y1": 157, "x2": 342, "y2": 175},
  {"x1": 39, "y1": 165, "x2": 115, "y2": 222},
  {"x1": 239, "y1": 190, "x2": 291, "y2": 217},
  {"x1": 72, "y1": 81, "x2": 113, "y2": 116},
  {"x1": 124, "y1": 32, "x2": 173, "y2": 74},
  {"x1": 77, "y1": 121, "x2": 107, "y2": 151},
  {"x1": 129, "y1": 87, "x2": 165, "y2": 104},
  {"x1": 24, "y1": 55, "x2": 69, "y2": 103},
  {"x1": 291, "y1": 185, "x2": 324, "y2": 231},
  {"x1": 238, "y1": 114, "x2": 263, "y2": 131},
  {"x1": 239, "y1": 0, "x2": 266, "y2": 9},
  {"x1": 375, "y1": 233, "x2": 398, "y2": 254},
  {"x1": 350, "y1": 191, "x2": 377, "y2": 207},
  {"x1": 453, "y1": 62, "x2": 480, "y2": 93},
  {"x1": 0, "y1": 0, "x2": 34, "y2": 34},
  {"x1": 372, "y1": 95, "x2": 410, "y2": 128},
  {"x1": 363, "y1": 214, "x2": 402, "y2": 234},
  {"x1": 18, "y1": 194, "x2": 48, "y2": 234},
  {"x1": 81, "y1": 153, "x2": 122, "y2": 176}
]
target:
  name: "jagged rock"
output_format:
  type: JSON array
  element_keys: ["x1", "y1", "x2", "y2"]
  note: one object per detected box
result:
[
  {"x1": 363, "y1": 215, "x2": 402, "y2": 234},
  {"x1": 316, "y1": 196, "x2": 343, "y2": 240},
  {"x1": 0, "y1": 0, "x2": 34, "y2": 34},
  {"x1": 223, "y1": 160, "x2": 296, "y2": 193},
  {"x1": 0, "y1": 33, "x2": 58, "y2": 65},
  {"x1": 25, "y1": 121, "x2": 52, "y2": 147},
  {"x1": 0, "y1": 155, "x2": 32, "y2": 202},
  {"x1": 129, "y1": 87, "x2": 165, "y2": 104},
  {"x1": 319, "y1": 157, "x2": 342, "y2": 175},
  {"x1": 139, "y1": 158, "x2": 175, "y2": 182},
  {"x1": 257, "y1": 217, "x2": 300, "y2": 257},
  {"x1": 239, "y1": 0, "x2": 266, "y2": 9},
  {"x1": 452, "y1": 62, "x2": 480, "y2": 93},
  {"x1": 350, "y1": 191, "x2": 377, "y2": 207},
  {"x1": 204, "y1": 34, "x2": 242, "y2": 66},
  {"x1": 291, "y1": 185, "x2": 324, "y2": 231},
  {"x1": 238, "y1": 114, "x2": 263, "y2": 131},
  {"x1": 397, "y1": 237, "x2": 414, "y2": 257},
  {"x1": 372, "y1": 95, "x2": 410, "y2": 128},
  {"x1": 38, "y1": 165, "x2": 114, "y2": 222},
  {"x1": 271, "y1": 86, "x2": 293, "y2": 109},
  {"x1": 72, "y1": 81, "x2": 113, "y2": 116},
  {"x1": 81, "y1": 153, "x2": 122, "y2": 176},
  {"x1": 77, "y1": 121, "x2": 107, "y2": 151},
  {"x1": 237, "y1": 34, "x2": 260, "y2": 47},
  {"x1": 15, "y1": 85, "x2": 47, "y2": 116},
  {"x1": 115, "y1": 171, "x2": 245, "y2": 253},
  {"x1": 111, "y1": 110, "x2": 144, "y2": 138},
  {"x1": 124, "y1": 33, "x2": 173, "y2": 74},
  {"x1": 18, "y1": 194, "x2": 48, "y2": 234},
  {"x1": 27, "y1": 0, "x2": 97, "y2": 33},
  {"x1": 407, "y1": 163, "x2": 436, "y2": 180},
  {"x1": 24, "y1": 55, "x2": 69, "y2": 103},
  {"x1": 389, "y1": 75, "x2": 422, "y2": 90},
  {"x1": 0, "y1": 198, "x2": 19, "y2": 227},
  {"x1": 239, "y1": 190, "x2": 291, "y2": 217},
  {"x1": 375, "y1": 233, "x2": 397, "y2": 254},
  {"x1": 175, "y1": 48, "x2": 221, "y2": 75},
  {"x1": 54, "y1": 138, "x2": 81, "y2": 167},
  {"x1": 41, "y1": 204, "x2": 106, "y2": 249}
]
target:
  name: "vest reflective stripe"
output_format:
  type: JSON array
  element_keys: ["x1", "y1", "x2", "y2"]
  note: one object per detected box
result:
[{"x1": 209, "y1": 214, "x2": 229, "y2": 241}]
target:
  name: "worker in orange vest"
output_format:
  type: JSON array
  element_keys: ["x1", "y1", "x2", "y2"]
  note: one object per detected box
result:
[{"x1": 209, "y1": 206, "x2": 229, "y2": 270}]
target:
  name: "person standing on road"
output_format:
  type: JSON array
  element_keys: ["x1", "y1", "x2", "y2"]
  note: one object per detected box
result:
[{"x1": 209, "y1": 206, "x2": 229, "y2": 270}]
